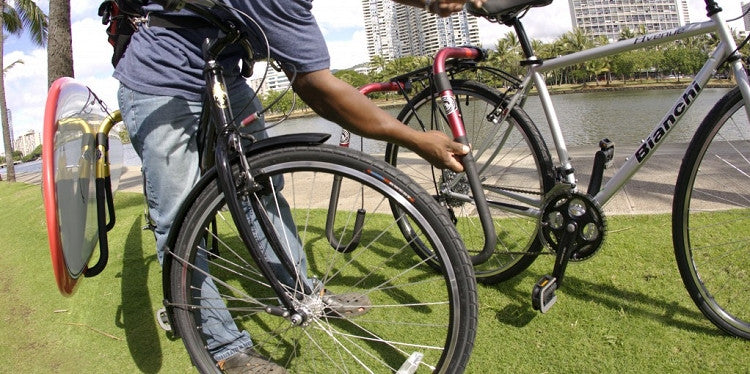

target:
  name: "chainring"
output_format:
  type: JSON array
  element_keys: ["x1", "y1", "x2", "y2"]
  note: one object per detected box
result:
[{"x1": 539, "y1": 189, "x2": 606, "y2": 261}]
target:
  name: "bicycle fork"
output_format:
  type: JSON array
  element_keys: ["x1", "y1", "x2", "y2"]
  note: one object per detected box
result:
[{"x1": 204, "y1": 54, "x2": 312, "y2": 322}]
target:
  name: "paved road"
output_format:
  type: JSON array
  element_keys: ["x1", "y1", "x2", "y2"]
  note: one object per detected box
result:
[{"x1": 19, "y1": 141, "x2": 689, "y2": 216}]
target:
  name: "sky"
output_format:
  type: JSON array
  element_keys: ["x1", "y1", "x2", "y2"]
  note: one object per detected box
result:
[{"x1": 1, "y1": 0, "x2": 745, "y2": 154}]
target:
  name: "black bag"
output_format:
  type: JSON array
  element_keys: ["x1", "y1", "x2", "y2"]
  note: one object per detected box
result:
[{"x1": 98, "y1": 0, "x2": 145, "y2": 68}]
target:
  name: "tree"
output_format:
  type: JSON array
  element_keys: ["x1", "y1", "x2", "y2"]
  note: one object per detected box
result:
[
  {"x1": 333, "y1": 69, "x2": 370, "y2": 89},
  {"x1": 559, "y1": 28, "x2": 594, "y2": 84},
  {"x1": 261, "y1": 89, "x2": 298, "y2": 115},
  {"x1": 368, "y1": 55, "x2": 388, "y2": 81},
  {"x1": 47, "y1": 0, "x2": 72, "y2": 87},
  {"x1": 662, "y1": 44, "x2": 705, "y2": 82},
  {"x1": 610, "y1": 51, "x2": 639, "y2": 83},
  {"x1": 487, "y1": 31, "x2": 523, "y2": 78},
  {"x1": 21, "y1": 143, "x2": 40, "y2": 162},
  {"x1": 585, "y1": 36, "x2": 611, "y2": 85},
  {"x1": 0, "y1": 0, "x2": 47, "y2": 182}
]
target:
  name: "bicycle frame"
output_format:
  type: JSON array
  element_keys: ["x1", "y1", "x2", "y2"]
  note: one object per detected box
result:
[
  {"x1": 512, "y1": 15, "x2": 750, "y2": 210},
  {"x1": 359, "y1": 2, "x2": 750, "y2": 275},
  {"x1": 401, "y1": 4, "x2": 750, "y2": 220},
  {"x1": 156, "y1": 2, "x2": 315, "y2": 320}
]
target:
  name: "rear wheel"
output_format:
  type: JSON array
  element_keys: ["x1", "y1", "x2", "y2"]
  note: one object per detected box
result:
[
  {"x1": 169, "y1": 144, "x2": 479, "y2": 372},
  {"x1": 386, "y1": 80, "x2": 555, "y2": 283}
]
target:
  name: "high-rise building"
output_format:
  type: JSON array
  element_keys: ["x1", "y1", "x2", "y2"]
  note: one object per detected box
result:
[
  {"x1": 361, "y1": 0, "x2": 480, "y2": 63},
  {"x1": 14, "y1": 130, "x2": 41, "y2": 156},
  {"x1": 568, "y1": 0, "x2": 690, "y2": 41},
  {"x1": 742, "y1": 2, "x2": 750, "y2": 31},
  {"x1": 249, "y1": 64, "x2": 291, "y2": 96}
]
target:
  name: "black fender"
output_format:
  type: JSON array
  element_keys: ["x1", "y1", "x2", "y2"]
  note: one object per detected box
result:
[{"x1": 160, "y1": 132, "x2": 330, "y2": 331}]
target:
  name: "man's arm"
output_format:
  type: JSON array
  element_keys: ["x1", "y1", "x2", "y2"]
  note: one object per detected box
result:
[
  {"x1": 287, "y1": 0, "x2": 486, "y2": 172},
  {"x1": 291, "y1": 69, "x2": 469, "y2": 173}
]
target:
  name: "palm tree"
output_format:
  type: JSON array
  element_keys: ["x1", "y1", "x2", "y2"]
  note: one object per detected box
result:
[
  {"x1": 618, "y1": 26, "x2": 636, "y2": 41},
  {"x1": 368, "y1": 55, "x2": 388, "y2": 81},
  {"x1": 48, "y1": 0, "x2": 72, "y2": 87},
  {"x1": 0, "y1": 0, "x2": 47, "y2": 182}
]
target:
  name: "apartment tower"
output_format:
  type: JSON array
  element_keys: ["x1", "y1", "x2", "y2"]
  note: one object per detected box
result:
[
  {"x1": 361, "y1": 0, "x2": 480, "y2": 62},
  {"x1": 568, "y1": 0, "x2": 690, "y2": 41}
]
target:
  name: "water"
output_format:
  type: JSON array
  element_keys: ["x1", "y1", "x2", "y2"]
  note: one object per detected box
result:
[
  {"x1": 523, "y1": 87, "x2": 732, "y2": 147},
  {"x1": 7, "y1": 87, "x2": 732, "y2": 175},
  {"x1": 266, "y1": 86, "x2": 733, "y2": 151}
]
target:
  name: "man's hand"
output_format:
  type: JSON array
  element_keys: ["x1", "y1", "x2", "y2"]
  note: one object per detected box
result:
[
  {"x1": 410, "y1": 131, "x2": 470, "y2": 173},
  {"x1": 292, "y1": 69, "x2": 471, "y2": 172},
  {"x1": 429, "y1": 0, "x2": 487, "y2": 17}
]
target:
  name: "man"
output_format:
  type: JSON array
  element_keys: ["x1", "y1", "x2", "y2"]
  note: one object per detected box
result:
[{"x1": 115, "y1": 0, "x2": 485, "y2": 372}]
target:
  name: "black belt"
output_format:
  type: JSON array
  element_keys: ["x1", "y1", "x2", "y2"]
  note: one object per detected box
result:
[{"x1": 146, "y1": 13, "x2": 212, "y2": 29}]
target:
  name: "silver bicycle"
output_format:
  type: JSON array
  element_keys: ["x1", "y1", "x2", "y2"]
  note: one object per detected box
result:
[{"x1": 370, "y1": 0, "x2": 750, "y2": 339}]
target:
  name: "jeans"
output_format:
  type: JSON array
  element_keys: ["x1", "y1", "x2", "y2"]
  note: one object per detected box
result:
[{"x1": 118, "y1": 83, "x2": 307, "y2": 361}]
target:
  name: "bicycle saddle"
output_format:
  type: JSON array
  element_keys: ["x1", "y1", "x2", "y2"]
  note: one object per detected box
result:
[{"x1": 466, "y1": 0, "x2": 552, "y2": 19}]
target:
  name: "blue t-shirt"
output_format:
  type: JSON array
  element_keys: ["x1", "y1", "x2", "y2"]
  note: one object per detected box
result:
[{"x1": 114, "y1": 0, "x2": 331, "y2": 102}]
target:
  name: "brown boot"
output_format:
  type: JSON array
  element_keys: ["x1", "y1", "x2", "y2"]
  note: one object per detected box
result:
[{"x1": 218, "y1": 348, "x2": 287, "y2": 374}]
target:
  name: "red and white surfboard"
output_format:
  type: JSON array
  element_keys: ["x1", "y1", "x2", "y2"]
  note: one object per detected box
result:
[{"x1": 42, "y1": 77, "x2": 122, "y2": 296}]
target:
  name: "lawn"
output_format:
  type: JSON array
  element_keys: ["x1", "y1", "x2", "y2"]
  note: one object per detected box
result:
[{"x1": 0, "y1": 182, "x2": 746, "y2": 373}]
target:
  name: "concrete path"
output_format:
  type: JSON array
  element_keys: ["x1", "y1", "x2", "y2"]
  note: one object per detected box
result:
[{"x1": 18, "y1": 142, "x2": 688, "y2": 216}]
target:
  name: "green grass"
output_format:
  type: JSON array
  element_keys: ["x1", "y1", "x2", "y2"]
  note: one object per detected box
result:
[
  {"x1": 0, "y1": 183, "x2": 193, "y2": 373},
  {"x1": 1, "y1": 182, "x2": 747, "y2": 373}
]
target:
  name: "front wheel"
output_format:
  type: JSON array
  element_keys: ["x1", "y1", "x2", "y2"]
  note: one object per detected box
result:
[
  {"x1": 168, "y1": 144, "x2": 479, "y2": 372},
  {"x1": 386, "y1": 80, "x2": 555, "y2": 283},
  {"x1": 673, "y1": 87, "x2": 750, "y2": 339}
]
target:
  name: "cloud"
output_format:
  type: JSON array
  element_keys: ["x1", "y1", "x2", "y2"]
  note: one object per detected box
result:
[
  {"x1": 3, "y1": 0, "x2": 744, "y2": 154},
  {"x1": 311, "y1": 0, "x2": 368, "y2": 69},
  {"x1": 4, "y1": 49, "x2": 49, "y2": 139},
  {"x1": 311, "y1": 0, "x2": 365, "y2": 35},
  {"x1": 3, "y1": 10, "x2": 118, "y2": 145},
  {"x1": 70, "y1": 17, "x2": 119, "y2": 106},
  {"x1": 476, "y1": 2, "x2": 573, "y2": 49},
  {"x1": 686, "y1": 0, "x2": 744, "y2": 31},
  {"x1": 325, "y1": 29, "x2": 369, "y2": 70}
]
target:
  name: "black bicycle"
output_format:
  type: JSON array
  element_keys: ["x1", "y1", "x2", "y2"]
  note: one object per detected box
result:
[{"x1": 43, "y1": 1, "x2": 478, "y2": 372}]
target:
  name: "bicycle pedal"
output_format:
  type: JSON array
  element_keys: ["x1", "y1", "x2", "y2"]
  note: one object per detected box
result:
[
  {"x1": 396, "y1": 352, "x2": 424, "y2": 374},
  {"x1": 531, "y1": 275, "x2": 558, "y2": 313},
  {"x1": 156, "y1": 307, "x2": 172, "y2": 332}
]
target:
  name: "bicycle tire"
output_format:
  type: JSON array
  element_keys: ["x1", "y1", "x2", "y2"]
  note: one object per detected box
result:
[
  {"x1": 386, "y1": 79, "x2": 555, "y2": 284},
  {"x1": 673, "y1": 87, "x2": 750, "y2": 340},
  {"x1": 169, "y1": 144, "x2": 478, "y2": 372}
]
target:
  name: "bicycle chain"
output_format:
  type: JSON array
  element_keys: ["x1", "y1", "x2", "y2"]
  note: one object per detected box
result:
[{"x1": 481, "y1": 183, "x2": 543, "y2": 196}]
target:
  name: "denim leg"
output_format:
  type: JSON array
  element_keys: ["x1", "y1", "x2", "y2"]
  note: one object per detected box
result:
[
  {"x1": 118, "y1": 83, "x2": 307, "y2": 361},
  {"x1": 224, "y1": 84, "x2": 308, "y2": 291},
  {"x1": 117, "y1": 85, "x2": 203, "y2": 265}
]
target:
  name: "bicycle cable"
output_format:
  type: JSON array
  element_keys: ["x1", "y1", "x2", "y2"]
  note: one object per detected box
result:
[
  {"x1": 726, "y1": 5, "x2": 750, "y2": 23},
  {"x1": 204, "y1": 1, "x2": 301, "y2": 135},
  {"x1": 242, "y1": 65, "x2": 299, "y2": 136}
]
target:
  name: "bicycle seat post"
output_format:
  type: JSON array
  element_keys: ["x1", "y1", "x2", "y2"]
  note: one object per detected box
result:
[{"x1": 510, "y1": 17, "x2": 537, "y2": 63}]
